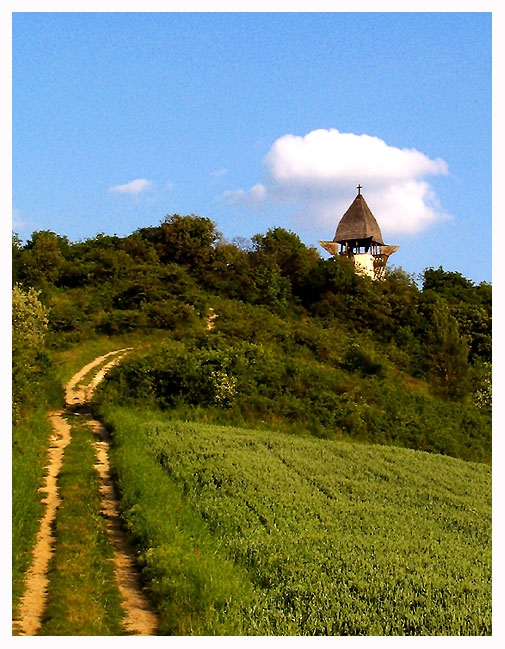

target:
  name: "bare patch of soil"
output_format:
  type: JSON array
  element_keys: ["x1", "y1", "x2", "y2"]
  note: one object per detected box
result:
[{"x1": 207, "y1": 307, "x2": 218, "y2": 330}]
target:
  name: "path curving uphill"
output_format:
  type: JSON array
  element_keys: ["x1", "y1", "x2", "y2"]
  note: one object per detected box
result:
[{"x1": 13, "y1": 349, "x2": 158, "y2": 636}]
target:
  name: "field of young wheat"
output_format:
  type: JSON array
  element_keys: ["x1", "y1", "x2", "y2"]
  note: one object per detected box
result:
[{"x1": 102, "y1": 405, "x2": 492, "y2": 636}]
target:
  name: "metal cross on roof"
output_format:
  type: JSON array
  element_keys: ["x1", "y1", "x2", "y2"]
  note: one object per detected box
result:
[{"x1": 357, "y1": 184, "x2": 362, "y2": 195}]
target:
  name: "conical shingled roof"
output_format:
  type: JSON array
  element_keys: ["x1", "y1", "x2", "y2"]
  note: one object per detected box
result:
[{"x1": 333, "y1": 193, "x2": 384, "y2": 245}]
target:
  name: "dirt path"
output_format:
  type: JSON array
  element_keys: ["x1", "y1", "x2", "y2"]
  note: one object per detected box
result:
[
  {"x1": 12, "y1": 412, "x2": 71, "y2": 636},
  {"x1": 13, "y1": 349, "x2": 158, "y2": 636},
  {"x1": 206, "y1": 307, "x2": 218, "y2": 330}
]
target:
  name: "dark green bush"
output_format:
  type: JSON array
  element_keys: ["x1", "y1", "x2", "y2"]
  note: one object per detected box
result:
[
  {"x1": 343, "y1": 342, "x2": 384, "y2": 377},
  {"x1": 142, "y1": 301, "x2": 198, "y2": 331}
]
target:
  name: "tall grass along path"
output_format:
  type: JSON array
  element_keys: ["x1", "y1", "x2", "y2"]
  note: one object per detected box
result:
[{"x1": 12, "y1": 349, "x2": 158, "y2": 636}]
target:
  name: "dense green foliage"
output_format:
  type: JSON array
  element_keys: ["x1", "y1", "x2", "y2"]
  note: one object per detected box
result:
[
  {"x1": 99, "y1": 406, "x2": 491, "y2": 635},
  {"x1": 95, "y1": 298, "x2": 490, "y2": 463},
  {"x1": 13, "y1": 214, "x2": 492, "y2": 461},
  {"x1": 13, "y1": 218, "x2": 491, "y2": 370},
  {"x1": 12, "y1": 284, "x2": 62, "y2": 423}
]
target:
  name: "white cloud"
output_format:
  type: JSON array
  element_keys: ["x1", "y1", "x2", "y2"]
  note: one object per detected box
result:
[
  {"x1": 223, "y1": 128, "x2": 450, "y2": 236},
  {"x1": 223, "y1": 183, "x2": 266, "y2": 207},
  {"x1": 108, "y1": 178, "x2": 153, "y2": 195},
  {"x1": 210, "y1": 168, "x2": 229, "y2": 178}
]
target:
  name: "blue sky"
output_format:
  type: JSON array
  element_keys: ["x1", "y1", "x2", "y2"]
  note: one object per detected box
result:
[{"x1": 12, "y1": 11, "x2": 492, "y2": 284}]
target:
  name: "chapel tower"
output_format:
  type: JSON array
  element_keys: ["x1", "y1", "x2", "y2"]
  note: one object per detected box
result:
[{"x1": 319, "y1": 185, "x2": 399, "y2": 280}]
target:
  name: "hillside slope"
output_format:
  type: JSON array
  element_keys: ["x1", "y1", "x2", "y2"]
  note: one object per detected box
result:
[
  {"x1": 13, "y1": 218, "x2": 492, "y2": 463},
  {"x1": 94, "y1": 299, "x2": 491, "y2": 463}
]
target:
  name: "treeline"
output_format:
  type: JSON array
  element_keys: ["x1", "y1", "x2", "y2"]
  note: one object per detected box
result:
[{"x1": 12, "y1": 214, "x2": 491, "y2": 458}]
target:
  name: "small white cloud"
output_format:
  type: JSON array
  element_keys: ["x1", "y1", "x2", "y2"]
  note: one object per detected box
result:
[
  {"x1": 222, "y1": 188, "x2": 245, "y2": 204},
  {"x1": 223, "y1": 183, "x2": 266, "y2": 207},
  {"x1": 210, "y1": 168, "x2": 229, "y2": 178},
  {"x1": 224, "y1": 128, "x2": 450, "y2": 236},
  {"x1": 166, "y1": 181, "x2": 174, "y2": 191},
  {"x1": 108, "y1": 178, "x2": 153, "y2": 195},
  {"x1": 250, "y1": 183, "x2": 266, "y2": 201}
]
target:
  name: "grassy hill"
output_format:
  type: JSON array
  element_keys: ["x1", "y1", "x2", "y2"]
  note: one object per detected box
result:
[
  {"x1": 12, "y1": 215, "x2": 492, "y2": 634},
  {"x1": 98, "y1": 405, "x2": 491, "y2": 635}
]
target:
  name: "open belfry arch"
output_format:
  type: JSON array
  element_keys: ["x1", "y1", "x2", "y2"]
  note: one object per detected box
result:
[{"x1": 319, "y1": 185, "x2": 399, "y2": 280}]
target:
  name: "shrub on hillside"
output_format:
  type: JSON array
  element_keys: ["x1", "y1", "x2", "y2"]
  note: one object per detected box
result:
[
  {"x1": 142, "y1": 301, "x2": 199, "y2": 331},
  {"x1": 342, "y1": 342, "x2": 384, "y2": 377},
  {"x1": 12, "y1": 284, "x2": 61, "y2": 422}
]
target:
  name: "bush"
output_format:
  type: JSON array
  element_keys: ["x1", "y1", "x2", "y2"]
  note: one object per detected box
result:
[
  {"x1": 143, "y1": 301, "x2": 198, "y2": 331},
  {"x1": 342, "y1": 342, "x2": 384, "y2": 377},
  {"x1": 12, "y1": 284, "x2": 48, "y2": 349},
  {"x1": 12, "y1": 284, "x2": 59, "y2": 422}
]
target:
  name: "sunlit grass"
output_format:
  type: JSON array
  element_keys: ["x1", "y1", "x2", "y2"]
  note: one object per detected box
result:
[
  {"x1": 12, "y1": 406, "x2": 53, "y2": 619},
  {"x1": 51, "y1": 330, "x2": 170, "y2": 387},
  {"x1": 102, "y1": 405, "x2": 492, "y2": 636}
]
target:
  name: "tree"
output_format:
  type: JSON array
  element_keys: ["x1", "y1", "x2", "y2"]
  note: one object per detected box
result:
[
  {"x1": 422, "y1": 266, "x2": 475, "y2": 301},
  {"x1": 19, "y1": 230, "x2": 68, "y2": 287},
  {"x1": 12, "y1": 233, "x2": 23, "y2": 284},
  {"x1": 422, "y1": 266, "x2": 491, "y2": 364},
  {"x1": 250, "y1": 227, "x2": 319, "y2": 302},
  {"x1": 423, "y1": 295, "x2": 470, "y2": 399},
  {"x1": 211, "y1": 239, "x2": 254, "y2": 300},
  {"x1": 137, "y1": 214, "x2": 220, "y2": 272},
  {"x1": 12, "y1": 284, "x2": 49, "y2": 350},
  {"x1": 379, "y1": 267, "x2": 421, "y2": 337},
  {"x1": 12, "y1": 284, "x2": 50, "y2": 421}
]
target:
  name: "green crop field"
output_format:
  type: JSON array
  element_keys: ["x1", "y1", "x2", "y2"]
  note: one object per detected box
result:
[{"x1": 102, "y1": 405, "x2": 492, "y2": 636}]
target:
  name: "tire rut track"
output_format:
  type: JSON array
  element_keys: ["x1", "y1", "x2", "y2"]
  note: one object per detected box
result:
[{"x1": 90, "y1": 418, "x2": 157, "y2": 635}]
